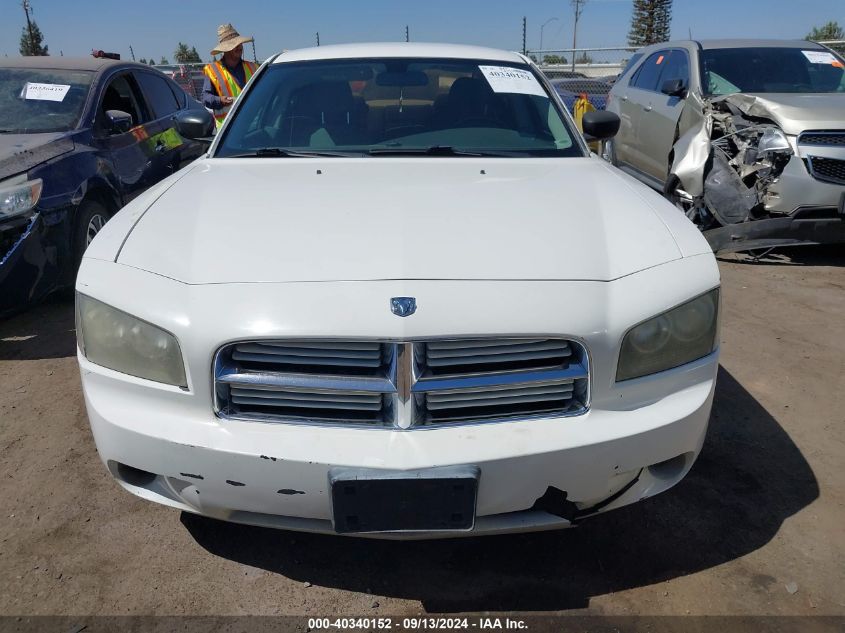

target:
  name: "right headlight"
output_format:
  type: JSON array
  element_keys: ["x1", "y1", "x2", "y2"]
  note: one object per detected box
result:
[
  {"x1": 0, "y1": 177, "x2": 42, "y2": 221},
  {"x1": 76, "y1": 293, "x2": 187, "y2": 388},
  {"x1": 616, "y1": 288, "x2": 719, "y2": 381}
]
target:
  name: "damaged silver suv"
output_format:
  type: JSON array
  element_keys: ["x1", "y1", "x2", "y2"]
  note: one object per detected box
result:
[{"x1": 607, "y1": 39, "x2": 845, "y2": 252}]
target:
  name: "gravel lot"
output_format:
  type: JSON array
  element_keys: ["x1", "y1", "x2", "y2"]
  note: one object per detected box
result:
[{"x1": 1, "y1": 248, "x2": 843, "y2": 618}]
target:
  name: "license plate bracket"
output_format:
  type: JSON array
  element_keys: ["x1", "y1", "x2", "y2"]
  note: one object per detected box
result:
[{"x1": 330, "y1": 466, "x2": 479, "y2": 534}]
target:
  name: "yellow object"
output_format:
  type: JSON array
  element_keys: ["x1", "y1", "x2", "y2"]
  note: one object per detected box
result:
[{"x1": 573, "y1": 94, "x2": 600, "y2": 152}]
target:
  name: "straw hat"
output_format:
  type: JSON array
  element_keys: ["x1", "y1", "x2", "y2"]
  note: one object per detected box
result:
[{"x1": 210, "y1": 24, "x2": 253, "y2": 55}]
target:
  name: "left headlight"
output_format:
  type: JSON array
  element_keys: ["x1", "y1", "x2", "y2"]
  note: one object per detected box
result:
[
  {"x1": 76, "y1": 293, "x2": 187, "y2": 388},
  {"x1": 617, "y1": 288, "x2": 719, "y2": 382},
  {"x1": 0, "y1": 177, "x2": 42, "y2": 220}
]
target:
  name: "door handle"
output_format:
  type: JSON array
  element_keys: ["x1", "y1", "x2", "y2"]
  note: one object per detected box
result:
[{"x1": 643, "y1": 104, "x2": 653, "y2": 112}]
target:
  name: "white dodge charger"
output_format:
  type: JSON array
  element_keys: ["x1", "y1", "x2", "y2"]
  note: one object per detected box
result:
[{"x1": 76, "y1": 43, "x2": 720, "y2": 538}]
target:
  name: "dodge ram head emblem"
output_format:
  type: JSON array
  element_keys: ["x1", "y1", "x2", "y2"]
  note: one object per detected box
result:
[{"x1": 391, "y1": 297, "x2": 417, "y2": 317}]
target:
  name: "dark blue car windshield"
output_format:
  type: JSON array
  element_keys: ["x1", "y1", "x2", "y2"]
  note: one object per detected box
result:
[{"x1": 0, "y1": 68, "x2": 94, "y2": 133}]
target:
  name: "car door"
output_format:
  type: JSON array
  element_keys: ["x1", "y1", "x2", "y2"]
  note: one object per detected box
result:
[
  {"x1": 613, "y1": 50, "x2": 665, "y2": 171},
  {"x1": 132, "y1": 69, "x2": 204, "y2": 176},
  {"x1": 92, "y1": 71, "x2": 159, "y2": 204},
  {"x1": 640, "y1": 49, "x2": 691, "y2": 183}
]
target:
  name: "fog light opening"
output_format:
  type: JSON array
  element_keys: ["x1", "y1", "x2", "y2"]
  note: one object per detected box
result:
[
  {"x1": 648, "y1": 453, "x2": 691, "y2": 481},
  {"x1": 113, "y1": 461, "x2": 158, "y2": 487}
]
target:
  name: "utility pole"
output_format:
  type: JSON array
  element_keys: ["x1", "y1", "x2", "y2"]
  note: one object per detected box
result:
[
  {"x1": 540, "y1": 17, "x2": 559, "y2": 55},
  {"x1": 22, "y1": 0, "x2": 35, "y2": 54},
  {"x1": 251, "y1": 40, "x2": 257, "y2": 62},
  {"x1": 522, "y1": 16, "x2": 527, "y2": 56},
  {"x1": 405, "y1": 25, "x2": 409, "y2": 42},
  {"x1": 571, "y1": 0, "x2": 588, "y2": 71},
  {"x1": 316, "y1": 32, "x2": 320, "y2": 46},
  {"x1": 129, "y1": 45, "x2": 136, "y2": 61}
]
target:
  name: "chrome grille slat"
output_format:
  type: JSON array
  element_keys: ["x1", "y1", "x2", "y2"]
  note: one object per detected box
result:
[{"x1": 214, "y1": 337, "x2": 589, "y2": 427}]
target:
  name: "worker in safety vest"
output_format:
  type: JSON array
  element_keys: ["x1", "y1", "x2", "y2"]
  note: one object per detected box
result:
[{"x1": 202, "y1": 23, "x2": 258, "y2": 129}]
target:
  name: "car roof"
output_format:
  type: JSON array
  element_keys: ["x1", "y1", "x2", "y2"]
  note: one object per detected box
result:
[
  {"x1": 0, "y1": 56, "x2": 143, "y2": 72},
  {"x1": 696, "y1": 39, "x2": 828, "y2": 50},
  {"x1": 272, "y1": 42, "x2": 526, "y2": 64}
]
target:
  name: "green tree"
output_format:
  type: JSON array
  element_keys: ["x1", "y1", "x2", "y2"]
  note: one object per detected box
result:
[
  {"x1": 806, "y1": 21, "x2": 845, "y2": 54},
  {"x1": 576, "y1": 52, "x2": 593, "y2": 64},
  {"x1": 139, "y1": 57, "x2": 147, "y2": 65},
  {"x1": 543, "y1": 54, "x2": 568, "y2": 65},
  {"x1": 173, "y1": 42, "x2": 203, "y2": 63},
  {"x1": 628, "y1": 0, "x2": 673, "y2": 47},
  {"x1": 148, "y1": 59, "x2": 155, "y2": 66},
  {"x1": 19, "y1": 20, "x2": 48, "y2": 56},
  {"x1": 160, "y1": 56, "x2": 169, "y2": 65}
]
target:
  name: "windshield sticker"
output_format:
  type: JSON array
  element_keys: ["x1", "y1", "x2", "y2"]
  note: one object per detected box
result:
[
  {"x1": 479, "y1": 66, "x2": 546, "y2": 97},
  {"x1": 801, "y1": 50, "x2": 840, "y2": 65},
  {"x1": 22, "y1": 82, "x2": 71, "y2": 102}
]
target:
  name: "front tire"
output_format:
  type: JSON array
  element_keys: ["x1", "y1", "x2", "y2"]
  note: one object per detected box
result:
[{"x1": 72, "y1": 199, "x2": 110, "y2": 271}]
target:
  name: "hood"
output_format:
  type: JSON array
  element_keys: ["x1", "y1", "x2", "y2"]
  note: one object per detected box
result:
[
  {"x1": 719, "y1": 93, "x2": 845, "y2": 135},
  {"x1": 116, "y1": 157, "x2": 683, "y2": 284},
  {"x1": 0, "y1": 132, "x2": 74, "y2": 181}
]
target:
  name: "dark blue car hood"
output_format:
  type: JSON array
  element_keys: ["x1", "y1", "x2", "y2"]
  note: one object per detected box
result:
[{"x1": 0, "y1": 132, "x2": 74, "y2": 181}]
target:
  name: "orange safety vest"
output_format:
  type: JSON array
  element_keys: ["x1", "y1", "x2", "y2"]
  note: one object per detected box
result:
[{"x1": 203, "y1": 60, "x2": 257, "y2": 128}]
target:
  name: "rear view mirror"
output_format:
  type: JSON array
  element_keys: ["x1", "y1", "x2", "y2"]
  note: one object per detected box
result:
[
  {"x1": 105, "y1": 109, "x2": 133, "y2": 135},
  {"x1": 175, "y1": 108, "x2": 214, "y2": 140},
  {"x1": 582, "y1": 111, "x2": 620, "y2": 141},
  {"x1": 376, "y1": 70, "x2": 429, "y2": 87},
  {"x1": 660, "y1": 78, "x2": 687, "y2": 98}
]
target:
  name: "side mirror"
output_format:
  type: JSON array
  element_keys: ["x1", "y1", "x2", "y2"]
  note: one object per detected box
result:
[
  {"x1": 660, "y1": 78, "x2": 687, "y2": 98},
  {"x1": 582, "y1": 111, "x2": 620, "y2": 141},
  {"x1": 175, "y1": 109, "x2": 214, "y2": 140},
  {"x1": 105, "y1": 109, "x2": 133, "y2": 135}
]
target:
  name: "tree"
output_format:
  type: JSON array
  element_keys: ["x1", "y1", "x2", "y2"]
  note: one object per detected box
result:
[
  {"x1": 19, "y1": 20, "x2": 48, "y2": 56},
  {"x1": 806, "y1": 21, "x2": 845, "y2": 54},
  {"x1": 575, "y1": 52, "x2": 593, "y2": 64},
  {"x1": 160, "y1": 56, "x2": 169, "y2": 65},
  {"x1": 148, "y1": 59, "x2": 155, "y2": 66},
  {"x1": 543, "y1": 54, "x2": 568, "y2": 65},
  {"x1": 628, "y1": 0, "x2": 673, "y2": 47},
  {"x1": 174, "y1": 42, "x2": 202, "y2": 63},
  {"x1": 139, "y1": 57, "x2": 147, "y2": 65}
]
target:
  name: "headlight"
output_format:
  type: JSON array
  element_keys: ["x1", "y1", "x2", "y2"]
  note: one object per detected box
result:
[
  {"x1": 757, "y1": 127, "x2": 791, "y2": 155},
  {"x1": 617, "y1": 288, "x2": 719, "y2": 381},
  {"x1": 0, "y1": 178, "x2": 42, "y2": 220},
  {"x1": 76, "y1": 293, "x2": 187, "y2": 387}
]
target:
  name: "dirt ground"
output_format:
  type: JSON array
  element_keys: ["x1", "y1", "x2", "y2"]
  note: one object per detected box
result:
[{"x1": 1, "y1": 247, "x2": 843, "y2": 618}]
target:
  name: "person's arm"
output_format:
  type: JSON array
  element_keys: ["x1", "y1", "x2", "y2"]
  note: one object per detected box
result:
[{"x1": 202, "y1": 74, "x2": 225, "y2": 110}]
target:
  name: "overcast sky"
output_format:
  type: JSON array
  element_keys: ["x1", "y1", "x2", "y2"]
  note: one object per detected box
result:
[{"x1": 2, "y1": 0, "x2": 843, "y2": 60}]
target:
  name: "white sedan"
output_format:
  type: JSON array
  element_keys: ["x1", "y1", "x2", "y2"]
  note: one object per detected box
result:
[{"x1": 76, "y1": 43, "x2": 720, "y2": 538}]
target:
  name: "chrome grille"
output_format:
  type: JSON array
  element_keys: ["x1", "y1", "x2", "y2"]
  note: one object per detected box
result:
[
  {"x1": 230, "y1": 341, "x2": 386, "y2": 375},
  {"x1": 215, "y1": 338, "x2": 589, "y2": 428},
  {"x1": 806, "y1": 156, "x2": 845, "y2": 185},
  {"x1": 798, "y1": 131, "x2": 845, "y2": 146},
  {"x1": 421, "y1": 338, "x2": 573, "y2": 374}
]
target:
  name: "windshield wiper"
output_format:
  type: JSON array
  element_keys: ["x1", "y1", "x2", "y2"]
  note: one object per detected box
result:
[
  {"x1": 368, "y1": 145, "x2": 516, "y2": 157},
  {"x1": 225, "y1": 148, "x2": 357, "y2": 158}
]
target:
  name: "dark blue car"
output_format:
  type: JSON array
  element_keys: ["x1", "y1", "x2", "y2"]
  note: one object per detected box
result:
[{"x1": 0, "y1": 56, "x2": 212, "y2": 316}]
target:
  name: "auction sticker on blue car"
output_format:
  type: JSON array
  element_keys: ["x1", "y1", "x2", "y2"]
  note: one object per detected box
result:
[
  {"x1": 23, "y1": 82, "x2": 70, "y2": 101},
  {"x1": 479, "y1": 65, "x2": 546, "y2": 96}
]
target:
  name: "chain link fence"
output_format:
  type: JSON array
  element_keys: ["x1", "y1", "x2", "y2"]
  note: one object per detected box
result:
[{"x1": 153, "y1": 63, "x2": 208, "y2": 101}]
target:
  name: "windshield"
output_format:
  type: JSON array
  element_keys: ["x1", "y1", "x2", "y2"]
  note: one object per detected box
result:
[
  {"x1": 0, "y1": 68, "x2": 94, "y2": 133},
  {"x1": 701, "y1": 47, "x2": 845, "y2": 95},
  {"x1": 215, "y1": 57, "x2": 581, "y2": 157}
]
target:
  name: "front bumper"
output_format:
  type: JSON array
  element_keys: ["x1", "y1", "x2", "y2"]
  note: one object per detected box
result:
[
  {"x1": 77, "y1": 254, "x2": 721, "y2": 538},
  {"x1": 82, "y1": 351, "x2": 716, "y2": 539}
]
